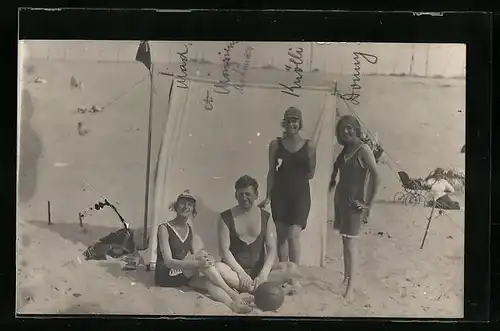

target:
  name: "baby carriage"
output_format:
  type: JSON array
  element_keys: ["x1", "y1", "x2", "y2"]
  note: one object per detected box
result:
[{"x1": 393, "y1": 171, "x2": 431, "y2": 206}]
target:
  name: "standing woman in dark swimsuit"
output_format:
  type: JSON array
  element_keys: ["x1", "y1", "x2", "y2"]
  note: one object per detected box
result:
[
  {"x1": 329, "y1": 115, "x2": 380, "y2": 301},
  {"x1": 259, "y1": 107, "x2": 317, "y2": 265},
  {"x1": 156, "y1": 190, "x2": 251, "y2": 314}
]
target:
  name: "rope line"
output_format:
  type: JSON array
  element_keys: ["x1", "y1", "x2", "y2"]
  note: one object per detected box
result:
[{"x1": 100, "y1": 75, "x2": 149, "y2": 109}]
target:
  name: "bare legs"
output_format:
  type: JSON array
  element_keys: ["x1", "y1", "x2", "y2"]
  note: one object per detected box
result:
[
  {"x1": 287, "y1": 225, "x2": 302, "y2": 264},
  {"x1": 275, "y1": 223, "x2": 303, "y2": 292},
  {"x1": 269, "y1": 261, "x2": 303, "y2": 295},
  {"x1": 342, "y1": 239, "x2": 350, "y2": 284},
  {"x1": 275, "y1": 222, "x2": 289, "y2": 262},
  {"x1": 342, "y1": 236, "x2": 357, "y2": 300},
  {"x1": 215, "y1": 262, "x2": 302, "y2": 296},
  {"x1": 188, "y1": 265, "x2": 251, "y2": 314},
  {"x1": 201, "y1": 266, "x2": 240, "y2": 300},
  {"x1": 214, "y1": 262, "x2": 243, "y2": 290},
  {"x1": 275, "y1": 223, "x2": 302, "y2": 265}
]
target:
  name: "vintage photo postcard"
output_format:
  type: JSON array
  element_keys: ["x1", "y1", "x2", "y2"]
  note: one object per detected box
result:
[{"x1": 17, "y1": 40, "x2": 465, "y2": 317}]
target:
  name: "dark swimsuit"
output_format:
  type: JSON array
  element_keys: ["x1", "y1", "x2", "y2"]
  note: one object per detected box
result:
[
  {"x1": 220, "y1": 208, "x2": 270, "y2": 279},
  {"x1": 333, "y1": 144, "x2": 370, "y2": 237},
  {"x1": 155, "y1": 222, "x2": 194, "y2": 287},
  {"x1": 271, "y1": 137, "x2": 312, "y2": 229}
]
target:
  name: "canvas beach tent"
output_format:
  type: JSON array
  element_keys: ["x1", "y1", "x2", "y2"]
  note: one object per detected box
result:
[
  {"x1": 135, "y1": 40, "x2": 337, "y2": 267},
  {"x1": 142, "y1": 78, "x2": 337, "y2": 267}
]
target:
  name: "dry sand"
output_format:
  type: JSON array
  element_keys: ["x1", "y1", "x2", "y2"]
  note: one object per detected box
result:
[{"x1": 17, "y1": 59, "x2": 465, "y2": 317}]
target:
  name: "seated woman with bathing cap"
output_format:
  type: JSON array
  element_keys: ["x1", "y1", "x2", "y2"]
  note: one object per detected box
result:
[{"x1": 155, "y1": 190, "x2": 252, "y2": 314}]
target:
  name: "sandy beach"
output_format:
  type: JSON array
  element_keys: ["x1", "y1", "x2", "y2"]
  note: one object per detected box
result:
[{"x1": 17, "y1": 59, "x2": 465, "y2": 317}]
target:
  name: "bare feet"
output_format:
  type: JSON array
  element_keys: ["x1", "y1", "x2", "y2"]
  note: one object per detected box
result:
[
  {"x1": 240, "y1": 294, "x2": 255, "y2": 306},
  {"x1": 227, "y1": 289, "x2": 241, "y2": 301},
  {"x1": 230, "y1": 295, "x2": 253, "y2": 314},
  {"x1": 281, "y1": 283, "x2": 294, "y2": 295},
  {"x1": 281, "y1": 279, "x2": 303, "y2": 296},
  {"x1": 343, "y1": 286, "x2": 354, "y2": 302}
]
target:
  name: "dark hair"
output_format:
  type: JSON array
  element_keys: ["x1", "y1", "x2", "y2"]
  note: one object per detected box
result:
[
  {"x1": 235, "y1": 174, "x2": 259, "y2": 194},
  {"x1": 336, "y1": 115, "x2": 362, "y2": 145},
  {"x1": 170, "y1": 198, "x2": 198, "y2": 218}
]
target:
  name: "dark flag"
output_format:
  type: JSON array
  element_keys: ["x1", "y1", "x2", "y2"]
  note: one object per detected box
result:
[
  {"x1": 136, "y1": 41, "x2": 152, "y2": 71},
  {"x1": 460, "y1": 144, "x2": 465, "y2": 153}
]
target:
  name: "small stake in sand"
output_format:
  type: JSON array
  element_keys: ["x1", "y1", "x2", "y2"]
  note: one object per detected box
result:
[
  {"x1": 47, "y1": 201, "x2": 52, "y2": 225},
  {"x1": 420, "y1": 200, "x2": 436, "y2": 249}
]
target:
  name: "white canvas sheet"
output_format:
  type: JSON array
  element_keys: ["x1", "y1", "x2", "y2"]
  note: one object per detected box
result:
[{"x1": 145, "y1": 79, "x2": 336, "y2": 267}]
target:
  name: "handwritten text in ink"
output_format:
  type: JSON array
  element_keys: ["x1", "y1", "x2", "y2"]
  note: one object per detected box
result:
[
  {"x1": 279, "y1": 47, "x2": 304, "y2": 97},
  {"x1": 339, "y1": 52, "x2": 378, "y2": 106}
]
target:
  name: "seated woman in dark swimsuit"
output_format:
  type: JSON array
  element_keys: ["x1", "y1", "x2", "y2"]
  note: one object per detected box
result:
[
  {"x1": 155, "y1": 190, "x2": 251, "y2": 314},
  {"x1": 259, "y1": 107, "x2": 317, "y2": 265}
]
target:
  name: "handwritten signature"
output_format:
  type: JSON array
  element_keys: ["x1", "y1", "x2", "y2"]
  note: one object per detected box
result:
[
  {"x1": 231, "y1": 46, "x2": 253, "y2": 92},
  {"x1": 213, "y1": 41, "x2": 241, "y2": 95},
  {"x1": 176, "y1": 44, "x2": 190, "y2": 89},
  {"x1": 279, "y1": 47, "x2": 304, "y2": 97},
  {"x1": 339, "y1": 52, "x2": 378, "y2": 106}
]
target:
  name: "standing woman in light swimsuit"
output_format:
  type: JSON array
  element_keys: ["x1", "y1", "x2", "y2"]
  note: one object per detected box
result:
[
  {"x1": 329, "y1": 115, "x2": 380, "y2": 301},
  {"x1": 259, "y1": 107, "x2": 317, "y2": 265}
]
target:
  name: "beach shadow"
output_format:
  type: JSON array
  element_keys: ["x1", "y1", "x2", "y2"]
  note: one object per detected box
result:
[
  {"x1": 18, "y1": 89, "x2": 42, "y2": 203},
  {"x1": 27, "y1": 219, "x2": 160, "y2": 286},
  {"x1": 97, "y1": 260, "x2": 204, "y2": 295},
  {"x1": 57, "y1": 302, "x2": 107, "y2": 315},
  {"x1": 287, "y1": 265, "x2": 344, "y2": 297},
  {"x1": 27, "y1": 219, "x2": 140, "y2": 248},
  {"x1": 97, "y1": 260, "x2": 155, "y2": 288},
  {"x1": 374, "y1": 199, "x2": 405, "y2": 205}
]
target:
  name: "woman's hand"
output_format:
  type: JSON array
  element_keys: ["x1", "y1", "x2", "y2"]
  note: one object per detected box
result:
[
  {"x1": 258, "y1": 198, "x2": 271, "y2": 209},
  {"x1": 237, "y1": 270, "x2": 254, "y2": 292},
  {"x1": 351, "y1": 200, "x2": 370, "y2": 211},
  {"x1": 329, "y1": 179, "x2": 336, "y2": 191},
  {"x1": 196, "y1": 259, "x2": 208, "y2": 268},
  {"x1": 202, "y1": 256, "x2": 216, "y2": 268},
  {"x1": 253, "y1": 272, "x2": 268, "y2": 289},
  {"x1": 195, "y1": 250, "x2": 216, "y2": 268}
]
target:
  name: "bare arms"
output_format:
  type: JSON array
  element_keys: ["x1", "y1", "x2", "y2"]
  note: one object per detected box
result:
[{"x1": 157, "y1": 225, "x2": 212, "y2": 270}]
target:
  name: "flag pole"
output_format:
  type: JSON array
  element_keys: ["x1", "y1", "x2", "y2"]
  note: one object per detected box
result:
[{"x1": 142, "y1": 63, "x2": 154, "y2": 250}]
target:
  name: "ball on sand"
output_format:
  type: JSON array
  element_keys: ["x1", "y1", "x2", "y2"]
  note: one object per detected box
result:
[{"x1": 254, "y1": 282, "x2": 285, "y2": 312}]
